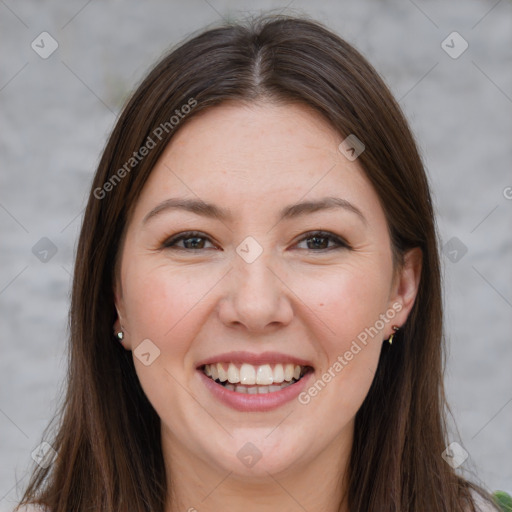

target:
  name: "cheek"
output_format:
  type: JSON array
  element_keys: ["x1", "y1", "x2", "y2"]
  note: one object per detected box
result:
[
  {"x1": 291, "y1": 261, "x2": 390, "y2": 405},
  {"x1": 121, "y1": 261, "x2": 214, "y2": 420},
  {"x1": 123, "y1": 261, "x2": 211, "y2": 333},
  {"x1": 292, "y1": 260, "x2": 391, "y2": 346}
]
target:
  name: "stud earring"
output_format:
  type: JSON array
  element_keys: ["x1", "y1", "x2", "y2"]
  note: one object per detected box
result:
[
  {"x1": 116, "y1": 331, "x2": 124, "y2": 342},
  {"x1": 387, "y1": 325, "x2": 400, "y2": 345}
]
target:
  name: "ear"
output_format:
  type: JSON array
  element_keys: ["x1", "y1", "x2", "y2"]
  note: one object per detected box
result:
[
  {"x1": 386, "y1": 247, "x2": 422, "y2": 335},
  {"x1": 113, "y1": 276, "x2": 130, "y2": 349}
]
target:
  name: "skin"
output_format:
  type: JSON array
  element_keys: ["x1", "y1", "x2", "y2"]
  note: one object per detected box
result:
[{"x1": 114, "y1": 101, "x2": 422, "y2": 512}]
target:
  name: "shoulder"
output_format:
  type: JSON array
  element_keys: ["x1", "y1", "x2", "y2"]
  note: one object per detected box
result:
[
  {"x1": 469, "y1": 489, "x2": 501, "y2": 512},
  {"x1": 473, "y1": 501, "x2": 499, "y2": 512}
]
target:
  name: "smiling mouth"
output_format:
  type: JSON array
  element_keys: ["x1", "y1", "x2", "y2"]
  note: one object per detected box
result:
[{"x1": 201, "y1": 362, "x2": 314, "y2": 394}]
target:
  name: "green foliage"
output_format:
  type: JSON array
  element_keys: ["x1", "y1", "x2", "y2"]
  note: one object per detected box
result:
[{"x1": 493, "y1": 491, "x2": 512, "y2": 512}]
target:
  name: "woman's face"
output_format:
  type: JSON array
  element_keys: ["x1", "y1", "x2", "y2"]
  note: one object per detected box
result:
[{"x1": 114, "y1": 101, "x2": 420, "y2": 480}]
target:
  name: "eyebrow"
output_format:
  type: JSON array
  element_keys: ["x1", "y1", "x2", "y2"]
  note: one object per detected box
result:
[{"x1": 142, "y1": 196, "x2": 367, "y2": 226}]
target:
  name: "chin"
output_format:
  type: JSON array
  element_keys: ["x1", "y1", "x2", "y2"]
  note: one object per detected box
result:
[{"x1": 202, "y1": 432, "x2": 307, "y2": 479}]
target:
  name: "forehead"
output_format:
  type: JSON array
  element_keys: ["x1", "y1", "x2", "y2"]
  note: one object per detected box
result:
[
  {"x1": 133, "y1": 101, "x2": 384, "y2": 225},
  {"x1": 162, "y1": 101, "x2": 341, "y2": 182}
]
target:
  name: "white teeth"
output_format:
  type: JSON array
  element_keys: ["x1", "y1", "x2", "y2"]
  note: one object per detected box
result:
[
  {"x1": 240, "y1": 363, "x2": 256, "y2": 385},
  {"x1": 227, "y1": 363, "x2": 239, "y2": 383},
  {"x1": 229, "y1": 381, "x2": 294, "y2": 394},
  {"x1": 284, "y1": 363, "x2": 294, "y2": 381},
  {"x1": 203, "y1": 362, "x2": 307, "y2": 388},
  {"x1": 217, "y1": 363, "x2": 228, "y2": 382},
  {"x1": 256, "y1": 364, "x2": 274, "y2": 385},
  {"x1": 273, "y1": 363, "x2": 285, "y2": 383}
]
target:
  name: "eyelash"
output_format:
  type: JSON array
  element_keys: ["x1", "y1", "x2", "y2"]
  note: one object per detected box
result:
[{"x1": 161, "y1": 230, "x2": 350, "y2": 252}]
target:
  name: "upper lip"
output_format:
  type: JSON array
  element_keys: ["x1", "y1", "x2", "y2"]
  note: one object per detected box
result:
[{"x1": 196, "y1": 351, "x2": 314, "y2": 368}]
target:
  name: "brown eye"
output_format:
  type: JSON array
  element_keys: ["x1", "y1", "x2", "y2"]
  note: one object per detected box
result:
[
  {"x1": 295, "y1": 231, "x2": 349, "y2": 251},
  {"x1": 162, "y1": 231, "x2": 216, "y2": 250}
]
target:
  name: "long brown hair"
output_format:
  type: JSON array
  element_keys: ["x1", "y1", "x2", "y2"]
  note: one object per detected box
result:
[{"x1": 16, "y1": 14, "x2": 498, "y2": 512}]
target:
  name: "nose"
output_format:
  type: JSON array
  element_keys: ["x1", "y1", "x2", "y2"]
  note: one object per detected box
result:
[{"x1": 217, "y1": 249, "x2": 294, "y2": 333}]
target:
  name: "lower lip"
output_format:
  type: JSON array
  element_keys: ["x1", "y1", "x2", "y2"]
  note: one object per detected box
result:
[{"x1": 198, "y1": 369, "x2": 313, "y2": 412}]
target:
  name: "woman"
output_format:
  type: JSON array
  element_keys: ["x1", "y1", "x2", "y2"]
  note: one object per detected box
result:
[{"x1": 15, "y1": 14, "x2": 506, "y2": 512}]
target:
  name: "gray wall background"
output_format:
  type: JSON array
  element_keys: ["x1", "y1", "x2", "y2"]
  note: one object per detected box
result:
[{"x1": 1, "y1": 0, "x2": 511, "y2": 509}]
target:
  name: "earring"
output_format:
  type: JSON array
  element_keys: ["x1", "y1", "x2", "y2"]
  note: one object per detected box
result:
[
  {"x1": 116, "y1": 331, "x2": 124, "y2": 342},
  {"x1": 387, "y1": 325, "x2": 400, "y2": 345}
]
